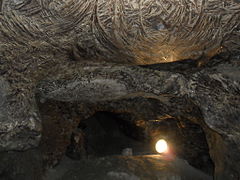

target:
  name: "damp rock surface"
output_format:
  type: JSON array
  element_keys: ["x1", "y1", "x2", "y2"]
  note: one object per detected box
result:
[{"x1": 44, "y1": 155, "x2": 212, "y2": 180}]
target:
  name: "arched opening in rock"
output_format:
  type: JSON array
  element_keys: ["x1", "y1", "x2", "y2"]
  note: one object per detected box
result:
[
  {"x1": 66, "y1": 111, "x2": 148, "y2": 159},
  {"x1": 65, "y1": 111, "x2": 214, "y2": 175},
  {"x1": 146, "y1": 117, "x2": 214, "y2": 175}
]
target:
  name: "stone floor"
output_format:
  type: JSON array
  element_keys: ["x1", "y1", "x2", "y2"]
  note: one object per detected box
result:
[{"x1": 44, "y1": 155, "x2": 213, "y2": 180}]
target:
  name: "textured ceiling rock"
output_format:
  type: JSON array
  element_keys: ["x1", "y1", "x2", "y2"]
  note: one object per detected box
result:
[
  {"x1": 0, "y1": 1, "x2": 240, "y2": 179},
  {"x1": 0, "y1": 0, "x2": 239, "y2": 64},
  {"x1": 0, "y1": 0, "x2": 239, "y2": 151}
]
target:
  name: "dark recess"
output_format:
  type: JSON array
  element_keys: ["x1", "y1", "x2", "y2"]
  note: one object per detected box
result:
[{"x1": 66, "y1": 111, "x2": 214, "y2": 175}]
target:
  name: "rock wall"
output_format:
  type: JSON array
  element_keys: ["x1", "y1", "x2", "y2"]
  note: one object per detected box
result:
[{"x1": 0, "y1": 0, "x2": 239, "y2": 179}]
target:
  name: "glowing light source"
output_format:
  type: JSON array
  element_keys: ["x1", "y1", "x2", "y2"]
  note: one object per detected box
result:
[{"x1": 155, "y1": 139, "x2": 168, "y2": 153}]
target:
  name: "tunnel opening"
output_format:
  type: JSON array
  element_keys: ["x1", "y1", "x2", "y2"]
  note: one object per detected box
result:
[
  {"x1": 65, "y1": 111, "x2": 214, "y2": 175},
  {"x1": 146, "y1": 117, "x2": 214, "y2": 175},
  {"x1": 66, "y1": 111, "x2": 149, "y2": 159}
]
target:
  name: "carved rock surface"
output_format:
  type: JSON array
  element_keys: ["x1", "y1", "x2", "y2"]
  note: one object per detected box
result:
[
  {"x1": 36, "y1": 54, "x2": 240, "y2": 179},
  {"x1": 0, "y1": 1, "x2": 239, "y2": 179},
  {"x1": 0, "y1": 0, "x2": 240, "y2": 152},
  {"x1": 1, "y1": 0, "x2": 239, "y2": 64}
]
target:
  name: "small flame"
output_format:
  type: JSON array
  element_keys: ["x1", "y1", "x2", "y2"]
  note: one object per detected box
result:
[{"x1": 155, "y1": 139, "x2": 168, "y2": 153}]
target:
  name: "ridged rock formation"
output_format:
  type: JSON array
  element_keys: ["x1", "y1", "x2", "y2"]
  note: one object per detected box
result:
[
  {"x1": 1, "y1": 0, "x2": 240, "y2": 65},
  {"x1": 0, "y1": 0, "x2": 240, "y2": 152},
  {"x1": 0, "y1": 1, "x2": 239, "y2": 179},
  {"x1": 38, "y1": 54, "x2": 240, "y2": 179}
]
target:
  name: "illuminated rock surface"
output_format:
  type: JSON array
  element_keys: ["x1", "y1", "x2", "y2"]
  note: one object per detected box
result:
[
  {"x1": 0, "y1": 0, "x2": 240, "y2": 179},
  {"x1": 0, "y1": 54, "x2": 237, "y2": 179},
  {"x1": 39, "y1": 54, "x2": 240, "y2": 179},
  {"x1": 0, "y1": 0, "x2": 240, "y2": 152}
]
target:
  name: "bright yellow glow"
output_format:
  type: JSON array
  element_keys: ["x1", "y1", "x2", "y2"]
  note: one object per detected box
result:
[{"x1": 155, "y1": 139, "x2": 168, "y2": 153}]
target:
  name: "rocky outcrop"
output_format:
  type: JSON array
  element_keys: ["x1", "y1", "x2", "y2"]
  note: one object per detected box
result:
[
  {"x1": 0, "y1": 0, "x2": 239, "y2": 152},
  {"x1": 0, "y1": 49, "x2": 239, "y2": 180},
  {"x1": 0, "y1": 0, "x2": 240, "y2": 179},
  {"x1": 0, "y1": 54, "x2": 239, "y2": 180},
  {"x1": 34, "y1": 53, "x2": 240, "y2": 179}
]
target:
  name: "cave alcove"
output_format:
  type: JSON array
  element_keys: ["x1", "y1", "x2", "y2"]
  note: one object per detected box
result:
[
  {"x1": 146, "y1": 117, "x2": 214, "y2": 175},
  {"x1": 65, "y1": 110, "x2": 214, "y2": 175},
  {"x1": 65, "y1": 111, "x2": 149, "y2": 159}
]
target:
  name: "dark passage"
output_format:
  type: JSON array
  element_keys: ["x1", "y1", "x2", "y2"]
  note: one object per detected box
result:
[
  {"x1": 66, "y1": 111, "x2": 214, "y2": 175},
  {"x1": 66, "y1": 112, "x2": 148, "y2": 158}
]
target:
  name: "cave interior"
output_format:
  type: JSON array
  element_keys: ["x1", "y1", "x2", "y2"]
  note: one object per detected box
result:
[{"x1": 65, "y1": 111, "x2": 214, "y2": 175}]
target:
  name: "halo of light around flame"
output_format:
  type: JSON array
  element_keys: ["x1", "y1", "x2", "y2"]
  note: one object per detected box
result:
[{"x1": 155, "y1": 139, "x2": 168, "y2": 153}]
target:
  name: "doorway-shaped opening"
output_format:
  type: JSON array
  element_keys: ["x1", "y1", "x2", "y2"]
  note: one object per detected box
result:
[
  {"x1": 66, "y1": 111, "x2": 148, "y2": 159},
  {"x1": 66, "y1": 111, "x2": 214, "y2": 175},
  {"x1": 147, "y1": 117, "x2": 214, "y2": 175}
]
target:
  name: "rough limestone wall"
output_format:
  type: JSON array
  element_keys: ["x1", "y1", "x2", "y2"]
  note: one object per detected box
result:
[{"x1": 0, "y1": 0, "x2": 239, "y2": 151}]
